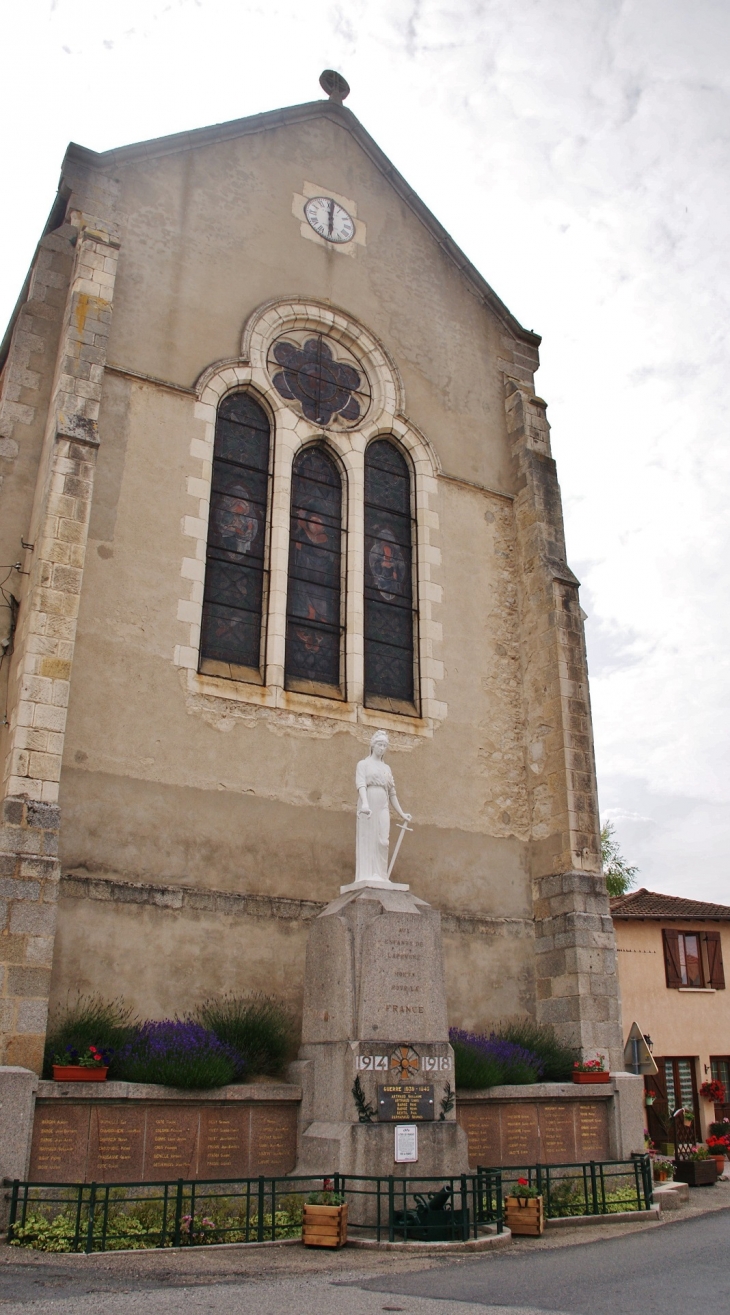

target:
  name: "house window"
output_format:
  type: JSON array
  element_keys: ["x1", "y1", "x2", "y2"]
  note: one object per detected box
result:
[
  {"x1": 200, "y1": 393, "x2": 271, "y2": 679},
  {"x1": 285, "y1": 445, "x2": 344, "y2": 696},
  {"x1": 662, "y1": 929, "x2": 725, "y2": 989},
  {"x1": 364, "y1": 439, "x2": 417, "y2": 712},
  {"x1": 663, "y1": 1056, "x2": 700, "y2": 1131}
]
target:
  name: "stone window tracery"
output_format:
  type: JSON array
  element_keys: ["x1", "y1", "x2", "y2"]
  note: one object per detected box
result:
[{"x1": 268, "y1": 332, "x2": 370, "y2": 429}]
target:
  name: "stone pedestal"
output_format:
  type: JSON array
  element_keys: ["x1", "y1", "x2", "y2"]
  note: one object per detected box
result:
[
  {"x1": 294, "y1": 884, "x2": 468, "y2": 1184},
  {"x1": 0, "y1": 1067, "x2": 38, "y2": 1226}
]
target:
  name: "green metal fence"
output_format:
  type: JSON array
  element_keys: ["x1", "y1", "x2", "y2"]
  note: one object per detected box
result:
[
  {"x1": 6, "y1": 1171, "x2": 504, "y2": 1253},
  {"x1": 480, "y1": 1155, "x2": 653, "y2": 1218}
]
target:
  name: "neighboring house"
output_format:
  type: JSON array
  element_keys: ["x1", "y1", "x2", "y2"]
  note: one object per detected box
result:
[{"x1": 611, "y1": 888, "x2": 730, "y2": 1144}]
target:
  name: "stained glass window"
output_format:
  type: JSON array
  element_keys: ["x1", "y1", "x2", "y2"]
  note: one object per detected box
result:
[
  {"x1": 268, "y1": 333, "x2": 370, "y2": 429},
  {"x1": 200, "y1": 393, "x2": 271, "y2": 675},
  {"x1": 364, "y1": 439, "x2": 416, "y2": 708},
  {"x1": 285, "y1": 446, "x2": 344, "y2": 692}
]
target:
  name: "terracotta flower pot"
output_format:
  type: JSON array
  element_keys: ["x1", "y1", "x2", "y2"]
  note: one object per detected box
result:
[
  {"x1": 52, "y1": 1065, "x2": 108, "y2": 1082},
  {"x1": 302, "y1": 1203, "x2": 348, "y2": 1248},
  {"x1": 711, "y1": 1155, "x2": 726, "y2": 1175},
  {"x1": 572, "y1": 1071, "x2": 610, "y2": 1084}
]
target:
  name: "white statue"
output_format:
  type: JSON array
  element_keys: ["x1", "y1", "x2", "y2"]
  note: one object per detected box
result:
[{"x1": 341, "y1": 731, "x2": 412, "y2": 893}]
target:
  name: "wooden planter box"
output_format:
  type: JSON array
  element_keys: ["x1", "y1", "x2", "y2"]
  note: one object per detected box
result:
[
  {"x1": 52, "y1": 1066, "x2": 108, "y2": 1082},
  {"x1": 572, "y1": 1072, "x2": 610, "y2": 1084},
  {"x1": 505, "y1": 1195, "x2": 544, "y2": 1236},
  {"x1": 673, "y1": 1160, "x2": 718, "y2": 1187},
  {"x1": 302, "y1": 1203, "x2": 348, "y2": 1248}
]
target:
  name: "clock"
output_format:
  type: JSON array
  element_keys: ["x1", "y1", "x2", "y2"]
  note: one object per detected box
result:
[{"x1": 304, "y1": 196, "x2": 355, "y2": 244}]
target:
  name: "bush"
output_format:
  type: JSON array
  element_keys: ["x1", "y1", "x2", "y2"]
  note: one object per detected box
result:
[
  {"x1": 113, "y1": 1020, "x2": 241, "y2": 1089},
  {"x1": 197, "y1": 994, "x2": 296, "y2": 1078},
  {"x1": 43, "y1": 996, "x2": 136, "y2": 1079},
  {"x1": 495, "y1": 1020, "x2": 577, "y2": 1082},
  {"x1": 450, "y1": 1029, "x2": 544, "y2": 1089}
]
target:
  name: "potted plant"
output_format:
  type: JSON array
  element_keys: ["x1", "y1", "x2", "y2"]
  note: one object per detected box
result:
[
  {"x1": 52, "y1": 1044, "x2": 110, "y2": 1082},
  {"x1": 302, "y1": 1185, "x2": 347, "y2": 1248},
  {"x1": 572, "y1": 1058, "x2": 610, "y2": 1085},
  {"x1": 700, "y1": 1079, "x2": 726, "y2": 1104},
  {"x1": 651, "y1": 1155, "x2": 675, "y2": 1183},
  {"x1": 505, "y1": 1178, "x2": 544, "y2": 1236},
  {"x1": 706, "y1": 1135, "x2": 729, "y2": 1175},
  {"x1": 673, "y1": 1146, "x2": 718, "y2": 1187}
]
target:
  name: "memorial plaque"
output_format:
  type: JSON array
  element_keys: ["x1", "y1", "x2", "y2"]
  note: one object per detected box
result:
[
  {"x1": 249, "y1": 1104, "x2": 298, "y2": 1175},
  {"x1": 88, "y1": 1107, "x2": 145, "y2": 1182},
  {"x1": 358, "y1": 910, "x2": 449, "y2": 1041},
  {"x1": 199, "y1": 1107, "x2": 249, "y2": 1177},
  {"x1": 577, "y1": 1102, "x2": 609, "y2": 1159},
  {"x1": 377, "y1": 1084, "x2": 435, "y2": 1122},
  {"x1": 145, "y1": 1108, "x2": 199, "y2": 1180},
  {"x1": 539, "y1": 1104, "x2": 576, "y2": 1163},
  {"x1": 29, "y1": 1104, "x2": 90, "y2": 1182},
  {"x1": 457, "y1": 1102, "x2": 501, "y2": 1168},
  {"x1": 503, "y1": 1106, "x2": 540, "y2": 1163}
]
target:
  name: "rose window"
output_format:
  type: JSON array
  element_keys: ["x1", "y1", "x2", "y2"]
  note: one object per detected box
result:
[{"x1": 268, "y1": 333, "x2": 370, "y2": 429}]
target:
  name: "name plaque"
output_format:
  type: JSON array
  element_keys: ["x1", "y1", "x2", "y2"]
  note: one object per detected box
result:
[{"x1": 378, "y1": 1084, "x2": 435, "y2": 1122}]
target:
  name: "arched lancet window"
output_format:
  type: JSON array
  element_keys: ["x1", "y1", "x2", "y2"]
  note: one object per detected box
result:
[
  {"x1": 285, "y1": 446, "x2": 344, "y2": 695},
  {"x1": 200, "y1": 393, "x2": 271, "y2": 677},
  {"x1": 364, "y1": 439, "x2": 416, "y2": 710}
]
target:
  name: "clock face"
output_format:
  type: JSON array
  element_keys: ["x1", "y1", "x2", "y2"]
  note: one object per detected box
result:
[{"x1": 304, "y1": 196, "x2": 356, "y2": 244}]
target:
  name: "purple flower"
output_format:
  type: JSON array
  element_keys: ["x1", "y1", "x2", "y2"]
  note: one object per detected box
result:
[
  {"x1": 114, "y1": 1020, "x2": 243, "y2": 1089},
  {"x1": 449, "y1": 1028, "x2": 545, "y2": 1081}
]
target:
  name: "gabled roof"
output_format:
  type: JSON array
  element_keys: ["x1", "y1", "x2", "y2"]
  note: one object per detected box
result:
[
  {"x1": 64, "y1": 98, "x2": 540, "y2": 349},
  {"x1": 610, "y1": 888, "x2": 730, "y2": 921}
]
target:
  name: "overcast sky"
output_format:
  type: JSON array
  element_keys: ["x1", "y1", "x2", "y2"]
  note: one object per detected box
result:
[{"x1": 2, "y1": 0, "x2": 728, "y2": 902}]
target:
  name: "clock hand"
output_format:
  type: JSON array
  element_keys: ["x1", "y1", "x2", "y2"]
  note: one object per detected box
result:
[{"x1": 328, "y1": 198, "x2": 334, "y2": 237}]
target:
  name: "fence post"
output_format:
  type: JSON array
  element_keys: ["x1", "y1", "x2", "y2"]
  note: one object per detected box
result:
[
  {"x1": 643, "y1": 1153, "x2": 653, "y2": 1209},
  {"x1": 173, "y1": 1179, "x2": 184, "y2": 1247},
  {"x1": 271, "y1": 1178, "x2": 277, "y2": 1242},
  {"x1": 7, "y1": 1180, "x2": 19, "y2": 1241},
  {"x1": 85, "y1": 1183, "x2": 97, "y2": 1254},
  {"x1": 632, "y1": 1154, "x2": 643, "y2": 1210},
  {"x1": 388, "y1": 1176, "x2": 395, "y2": 1243},
  {"x1": 72, "y1": 1185, "x2": 84, "y2": 1252},
  {"x1": 257, "y1": 1176, "x2": 265, "y2": 1243},
  {"x1": 496, "y1": 1172, "x2": 503, "y2": 1234},
  {"x1": 545, "y1": 1165, "x2": 551, "y2": 1217},
  {"x1": 589, "y1": 1161, "x2": 599, "y2": 1215},
  {"x1": 460, "y1": 1175, "x2": 468, "y2": 1241}
]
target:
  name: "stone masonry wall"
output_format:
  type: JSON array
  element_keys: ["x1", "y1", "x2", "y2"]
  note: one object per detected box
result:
[
  {"x1": 504, "y1": 375, "x2": 623, "y2": 1071},
  {"x1": 0, "y1": 799, "x2": 60, "y2": 1069}
]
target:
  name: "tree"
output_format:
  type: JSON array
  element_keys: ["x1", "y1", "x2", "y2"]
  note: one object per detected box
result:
[{"x1": 601, "y1": 820, "x2": 638, "y2": 898}]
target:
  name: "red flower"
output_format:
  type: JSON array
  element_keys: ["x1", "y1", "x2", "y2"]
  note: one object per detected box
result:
[{"x1": 517, "y1": 1177, "x2": 529, "y2": 1186}]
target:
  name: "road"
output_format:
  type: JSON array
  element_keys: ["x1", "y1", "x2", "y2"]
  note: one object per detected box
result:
[{"x1": 0, "y1": 1208, "x2": 728, "y2": 1314}]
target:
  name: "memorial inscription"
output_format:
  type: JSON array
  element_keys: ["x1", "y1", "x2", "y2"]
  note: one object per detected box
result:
[
  {"x1": 199, "y1": 1108, "x2": 248, "y2": 1177},
  {"x1": 577, "y1": 1102, "x2": 609, "y2": 1158},
  {"x1": 249, "y1": 1105, "x2": 298, "y2": 1175},
  {"x1": 147, "y1": 1109, "x2": 199, "y2": 1178},
  {"x1": 378, "y1": 1084, "x2": 435, "y2": 1122},
  {"x1": 88, "y1": 1108, "x2": 145, "y2": 1182},
  {"x1": 29, "y1": 1107, "x2": 90, "y2": 1182},
  {"x1": 458, "y1": 1098, "x2": 611, "y2": 1168}
]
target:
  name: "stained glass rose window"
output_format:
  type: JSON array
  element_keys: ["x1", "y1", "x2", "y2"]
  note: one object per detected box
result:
[{"x1": 268, "y1": 333, "x2": 370, "y2": 429}]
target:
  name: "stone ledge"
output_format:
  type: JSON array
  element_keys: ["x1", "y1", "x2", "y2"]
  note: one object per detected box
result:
[
  {"x1": 546, "y1": 1207, "x2": 660, "y2": 1228},
  {"x1": 35, "y1": 1080, "x2": 302, "y2": 1102},
  {"x1": 456, "y1": 1082, "x2": 614, "y2": 1101},
  {"x1": 59, "y1": 871, "x2": 532, "y2": 938}
]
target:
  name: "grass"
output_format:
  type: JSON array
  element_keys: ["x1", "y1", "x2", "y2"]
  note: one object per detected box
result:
[
  {"x1": 197, "y1": 994, "x2": 297, "y2": 1079},
  {"x1": 43, "y1": 996, "x2": 136, "y2": 1079},
  {"x1": 494, "y1": 1019, "x2": 577, "y2": 1082}
]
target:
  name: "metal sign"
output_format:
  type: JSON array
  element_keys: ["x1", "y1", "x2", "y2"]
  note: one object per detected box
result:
[
  {"x1": 378, "y1": 1084, "x2": 435, "y2": 1122},
  {"x1": 623, "y1": 1021, "x2": 658, "y2": 1075},
  {"x1": 394, "y1": 1124, "x2": 418, "y2": 1163}
]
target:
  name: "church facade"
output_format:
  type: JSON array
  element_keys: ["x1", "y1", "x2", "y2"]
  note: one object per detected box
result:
[{"x1": 0, "y1": 79, "x2": 623, "y2": 1074}]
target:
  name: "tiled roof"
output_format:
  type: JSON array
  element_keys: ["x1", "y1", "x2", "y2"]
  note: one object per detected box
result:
[{"x1": 610, "y1": 887, "x2": 730, "y2": 921}]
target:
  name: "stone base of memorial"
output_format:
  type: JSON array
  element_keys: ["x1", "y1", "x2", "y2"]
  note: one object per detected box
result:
[{"x1": 293, "y1": 881, "x2": 469, "y2": 1222}]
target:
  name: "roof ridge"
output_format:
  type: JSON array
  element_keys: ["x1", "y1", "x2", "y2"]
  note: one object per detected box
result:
[{"x1": 610, "y1": 887, "x2": 730, "y2": 920}]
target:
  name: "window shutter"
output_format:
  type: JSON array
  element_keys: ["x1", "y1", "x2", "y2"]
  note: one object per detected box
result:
[
  {"x1": 662, "y1": 929, "x2": 682, "y2": 988},
  {"x1": 704, "y1": 931, "x2": 726, "y2": 990}
]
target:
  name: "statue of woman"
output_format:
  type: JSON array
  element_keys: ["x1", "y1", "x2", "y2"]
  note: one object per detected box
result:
[{"x1": 355, "y1": 731, "x2": 411, "y2": 884}]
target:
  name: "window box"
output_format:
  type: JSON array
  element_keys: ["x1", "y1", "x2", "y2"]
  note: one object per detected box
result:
[
  {"x1": 52, "y1": 1065, "x2": 108, "y2": 1082},
  {"x1": 572, "y1": 1071, "x2": 611, "y2": 1084}
]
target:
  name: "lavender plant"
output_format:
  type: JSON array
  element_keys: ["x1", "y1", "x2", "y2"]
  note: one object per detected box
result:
[
  {"x1": 113, "y1": 1020, "x2": 242, "y2": 1089},
  {"x1": 449, "y1": 1028, "x2": 544, "y2": 1088}
]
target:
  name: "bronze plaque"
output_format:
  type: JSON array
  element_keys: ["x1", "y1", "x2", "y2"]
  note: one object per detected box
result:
[
  {"x1": 249, "y1": 1104, "x2": 298, "y2": 1175},
  {"x1": 29, "y1": 1104, "x2": 90, "y2": 1182},
  {"x1": 457, "y1": 1103, "x2": 501, "y2": 1168},
  {"x1": 577, "y1": 1102, "x2": 609, "y2": 1159},
  {"x1": 377, "y1": 1084, "x2": 435, "y2": 1122},
  {"x1": 87, "y1": 1107, "x2": 145, "y2": 1182},
  {"x1": 503, "y1": 1105, "x2": 539, "y2": 1163},
  {"x1": 199, "y1": 1107, "x2": 249, "y2": 1177},
  {"x1": 539, "y1": 1104, "x2": 576, "y2": 1163},
  {"x1": 145, "y1": 1108, "x2": 199, "y2": 1180}
]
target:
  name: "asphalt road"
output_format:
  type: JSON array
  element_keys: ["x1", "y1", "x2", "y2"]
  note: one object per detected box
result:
[{"x1": 0, "y1": 1209, "x2": 728, "y2": 1314}]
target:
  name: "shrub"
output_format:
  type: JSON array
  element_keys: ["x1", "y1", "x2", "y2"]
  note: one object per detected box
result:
[
  {"x1": 113, "y1": 1020, "x2": 241, "y2": 1089},
  {"x1": 450, "y1": 1029, "x2": 543, "y2": 1088},
  {"x1": 43, "y1": 997, "x2": 136, "y2": 1079},
  {"x1": 197, "y1": 994, "x2": 297, "y2": 1078},
  {"x1": 495, "y1": 1019, "x2": 577, "y2": 1082}
]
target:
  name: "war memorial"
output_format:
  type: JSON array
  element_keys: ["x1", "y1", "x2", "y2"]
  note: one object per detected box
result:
[{"x1": 0, "y1": 71, "x2": 644, "y2": 1202}]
